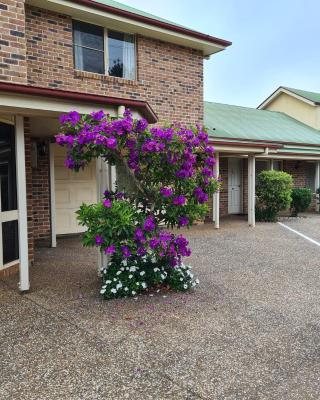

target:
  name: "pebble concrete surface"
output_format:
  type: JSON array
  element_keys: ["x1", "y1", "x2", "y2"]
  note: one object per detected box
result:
[{"x1": 1, "y1": 215, "x2": 320, "y2": 399}]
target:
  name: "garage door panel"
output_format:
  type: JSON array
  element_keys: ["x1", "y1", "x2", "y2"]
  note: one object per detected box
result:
[{"x1": 54, "y1": 145, "x2": 97, "y2": 235}]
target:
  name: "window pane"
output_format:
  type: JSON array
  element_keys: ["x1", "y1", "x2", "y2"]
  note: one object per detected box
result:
[
  {"x1": 108, "y1": 30, "x2": 135, "y2": 80},
  {"x1": 273, "y1": 161, "x2": 282, "y2": 171},
  {"x1": 0, "y1": 123, "x2": 17, "y2": 212},
  {"x1": 74, "y1": 46, "x2": 104, "y2": 74},
  {"x1": 73, "y1": 21, "x2": 104, "y2": 50},
  {"x1": 2, "y1": 220, "x2": 19, "y2": 264}
]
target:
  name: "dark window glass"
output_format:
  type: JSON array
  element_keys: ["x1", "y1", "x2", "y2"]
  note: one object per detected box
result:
[
  {"x1": 108, "y1": 30, "x2": 135, "y2": 80},
  {"x1": 0, "y1": 123, "x2": 17, "y2": 212},
  {"x1": 73, "y1": 20, "x2": 105, "y2": 74},
  {"x1": 2, "y1": 220, "x2": 19, "y2": 264}
]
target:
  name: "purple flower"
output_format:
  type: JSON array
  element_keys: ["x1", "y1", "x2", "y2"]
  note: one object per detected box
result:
[
  {"x1": 202, "y1": 167, "x2": 213, "y2": 177},
  {"x1": 173, "y1": 195, "x2": 186, "y2": 206},
  {"x1": 65, "y1": 158, "x2": 75, "y2": 169},
  {"x1": 116, "y1": 192, "x2": 125, "y2": 200},
  {"x1": 59, "y1": 111, "x2": 81, "y2": 126},
  {"x1": 136, "y1": 118, "x2": 148, "y2": 132},
  {"x1": 135, "y1": 228, "x2": 146, "y2": 242},
  {"x1": 143, "y1": 216, "x2": 155, "y2": 232},
  {"x1": 121, "y1": 246, "x2": 131, "y2": 258},
  {"x1": 178, "y1": 216, "x2": 189, "y2": 227},
  {"x1": 149, "y1": 237, "x2": 160, "y2": 249},
  {"x1": 137, "y1": 246, "x2": 147, "y2": 256},
  {"x1": 103, "y1": 199, "x2": 112, "y2": 208},
  {"x1": 104, "y1": 245, "x2": 116, "y2": 255},
  {"x1": 106, "y1": 137, "x2": 117, "y2": 149},
  {"x1": 90, "y1": 110, "x2": 105, "y2": 121},
  {"x1": 160, "y1": 187, "x2": 173, "y2": 198},
  {"x1": 95, "y1": 235, "x2": 104, "y2": 246},
  {"x1": 205, "y1": 157, "x2": 216, "y2": 167},
  {"x1": 194, "y1": 187, "x2": 209, "y2": 204}
]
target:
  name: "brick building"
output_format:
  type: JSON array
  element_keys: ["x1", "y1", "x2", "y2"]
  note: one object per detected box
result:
[
  {"x1": 0, "y1": 0, "x2": 231, "y2": 289},
  {"x1": 205, "y1": 101, "x2": 320, "y2": 228}
]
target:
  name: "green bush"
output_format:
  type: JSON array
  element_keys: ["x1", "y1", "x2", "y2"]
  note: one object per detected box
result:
[
  {"x1": 291, "y1": 188, "x2": 313, "y2": 216},
  {"x1": 256, "y1": 170, "x2": 293, "y2": 222}
]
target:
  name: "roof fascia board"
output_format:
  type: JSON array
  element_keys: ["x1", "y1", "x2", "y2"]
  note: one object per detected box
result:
[
  {"x1": 258, "y1": 87, "x2": 317, "y2": 109},
  {"x1": 210, "y1": 134, "x2": 320, "y2": 148},
  {"x1": 26, "y1": 0, "x2": 230, "y2": 56},
  {"x1": 0, "y1": 82, "x2": 158, "y2": 122}
]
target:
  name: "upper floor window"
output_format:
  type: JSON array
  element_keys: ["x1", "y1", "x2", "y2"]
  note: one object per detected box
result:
[{"x1": 73, "y1": 20, "x2": 136, "y2": 80}]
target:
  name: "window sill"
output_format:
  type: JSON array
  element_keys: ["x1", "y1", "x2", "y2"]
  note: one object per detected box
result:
[{"x1": 74, "y1": 70, "x2": 138, "y2": 86}]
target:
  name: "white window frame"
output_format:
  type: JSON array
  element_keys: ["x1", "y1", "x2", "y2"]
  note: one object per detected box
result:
[{"x1": 73, "y1": 20, "x2": 137, "y2": 80}]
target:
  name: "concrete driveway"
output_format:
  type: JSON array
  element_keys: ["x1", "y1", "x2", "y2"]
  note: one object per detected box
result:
[{"x1": 1, "y1": 215, "x2": 320, "y2": 399}]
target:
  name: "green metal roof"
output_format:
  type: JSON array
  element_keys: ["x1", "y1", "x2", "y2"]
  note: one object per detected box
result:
[
  {"x1": 284, "y1": 87, "x2": 320, "y2": 105},
  {"x1": 92, "y1": 0, "x2": 188, "y2": 29},
  {"x1": 204, "y1": 101, "x2": 320, "y2": 146}
]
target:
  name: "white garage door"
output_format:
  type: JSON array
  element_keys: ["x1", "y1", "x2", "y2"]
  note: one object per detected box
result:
[{"x1": 54, "y1": 145, "x2": 97, "y2": 235}]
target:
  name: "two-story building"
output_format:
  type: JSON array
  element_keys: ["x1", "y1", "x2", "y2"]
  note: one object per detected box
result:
[{"x1": 0, "y1": 0, "x2": 231, "y2": 290}]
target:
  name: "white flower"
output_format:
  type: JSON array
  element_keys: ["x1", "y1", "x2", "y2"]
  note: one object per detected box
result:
[
  {"x1": 195, "y1": 279, "x2": 200, "y2": 284},
  {"x1": 122, "y1": 259, "x2": 128, "y2": 267},
  {"x1": 113, "y1": 278, "x2": 117, "y2": 282},
  {"x1": 161, "y1": 274, "x2": 165, "y2": 280},
  {"x1": 129, "y1": 266, "x2": 136, "y2": 272},
  {"x1": 140, "y1": 271, "x2": 145, "y2": 276},
  {"x1": 111, "y1": 288, "x2": 117, "y2": 294},
  {"x1": 116, "y1": 271, "x2": 122, "y2": 276},
  {"x1": 126, "y1": 267, "x2": 129, "y2": 271},
  {"x1": 100, "y1": 289, "x2": 106, "y2": 294},
  {"x1": 151, "y1": 257, "x2": 157, "y2": 264},
  {"x1": 180, "y1": 278, "x2": 183, "y2": 281},
  {"x1": 124, "y1": 287, "x2": 129, "y2": 292},
  {"x1": 120, "y1": 267, "x2": 124, "y2": 271},
  {"x1": 116, "y1": 282, "x2": 123, "y2": 290},
  {"x1": 129, "y1": 274, "x2": 133, "y2": 279},
  {"x1": 136, "y1": 282, "x2": 140, "y2": 286},
  {"x1": 154, "y1": 267, "x2": 160, "y2": 272},
  {"x1": 105, "y1": 280, "x2": 112, "y2": 285},
  {"x1": 141, "y1": 282, "x2": 147, "y2": 289},
  {"x1": 132, "y1": 291, "x2": 136, "y2": 295},
  {"x1": 183, "y1": 284, "x2": 188, "y2": 290}
]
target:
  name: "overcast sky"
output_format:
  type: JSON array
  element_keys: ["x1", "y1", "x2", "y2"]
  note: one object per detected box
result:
[{"x1": 122, "y1": 0, "x2": 320, "y2": 108}]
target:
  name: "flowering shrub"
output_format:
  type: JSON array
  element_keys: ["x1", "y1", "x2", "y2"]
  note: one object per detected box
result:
[
  {"x1": 56, "y1": 109, "x2": 218, "y2": 298},
  {"x1": 100, "y1": 256, "x2": 198, "y2": 300}
]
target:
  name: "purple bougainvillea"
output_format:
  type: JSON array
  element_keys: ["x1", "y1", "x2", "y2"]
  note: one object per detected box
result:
[{"x1": 56, "y1": 109, "x2": 218, "y2": 299}]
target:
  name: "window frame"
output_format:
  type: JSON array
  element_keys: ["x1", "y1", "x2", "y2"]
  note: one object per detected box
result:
[{"x1": 73, "y1": 19, "x2": 137, "y2": 80}]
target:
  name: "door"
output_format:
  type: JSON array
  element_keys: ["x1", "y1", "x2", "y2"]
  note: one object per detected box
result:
[
  {"x1": 0, "y1": 122, "x2": 19, "y2": 269},
  {"x1": 228, "y1": 158, "x2": 242, "y2": 214},
  {"x1": 54, "y1": 145, "x2": 97, "y2": 235}
]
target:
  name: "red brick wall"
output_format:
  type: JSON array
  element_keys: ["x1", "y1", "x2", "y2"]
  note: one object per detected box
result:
[
  {"x1": 30, "y1": 138, "x2": 51, "y2": 245},
  {"x1": 283, "y1": 160, "x2": 307, "y2": 188},
  {"x1": 24, "y1": 5, "x2": 204, "y2": 125},
  {"x1": 219, "y1": 158, "x2": 229, "y2": 217},
  {"x1": 0, "y1": 0, "x2": 27, "y2": 83},
  {"x1": 24, "y1": 118, "x2": 51, "y2": 253},
  {"x1": 24, "y1": 130, "x2": 34, "y2": 263}
]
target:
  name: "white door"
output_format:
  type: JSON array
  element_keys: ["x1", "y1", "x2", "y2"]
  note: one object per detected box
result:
[
  {"x1": 228, "y1": 158, "x2": 242, "y2": 214},
  {"x1": 54, "y1": 145, "x2": 97, "y2": 235}
]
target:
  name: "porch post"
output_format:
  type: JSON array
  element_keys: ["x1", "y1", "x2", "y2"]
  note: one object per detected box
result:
[
  {"x1": 270, "y1": 159, "x2": 274, "y2": 170},
  {"x1": 248, "y1": 155, "x2": 256, "y2": 227},
  {"x1": 316, "y1": 162, "x2": 320, "y2": 212},
  {"x1": 49, "y1": 143, "x2": 57, "y2": 248},
  {"x1": 213, "y1": 152, "x2": 220, "y2": 229},
  {"x1": 15, "y1": 116, "x2": 30, "y2": 292}
]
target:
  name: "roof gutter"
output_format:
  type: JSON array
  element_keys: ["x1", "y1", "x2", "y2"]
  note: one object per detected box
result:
[
  {"x1": 69, "y1": 0, "x2": 232, "y2": 48},
  {"x1": 0, "y1": 82, "x2": 158, "y2": 123}
]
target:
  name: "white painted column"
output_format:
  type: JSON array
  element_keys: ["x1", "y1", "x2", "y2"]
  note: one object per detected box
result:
[
  {"x1": 118, "y1": 105, "x2": 125, "y2": 118},
  {"x1": 270, "y1": 159, "x2": 274, "y2": 170},
  {"x1": 213, "y1": 152, "x2": 220, "y2": 229},
  {"x1": 49, "y1": 143, "x2": 57, "y2": 248},
  {"x1": 15, "y1": 116, "x2": 30, "y2": 292},
  {"x1": 248, "y1": 155, "x2": 256, "y2": 227},
  {"x1": 315, "y1": 161, "x2": 320, "y2": 212}
]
